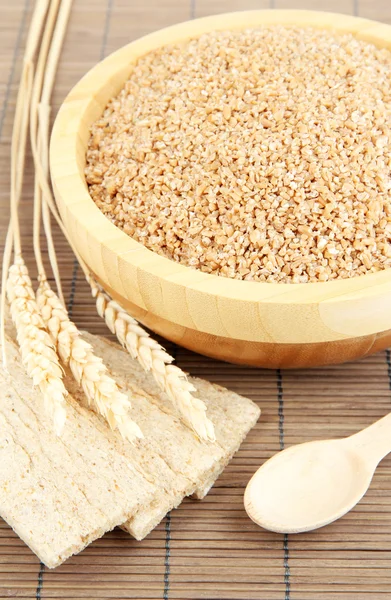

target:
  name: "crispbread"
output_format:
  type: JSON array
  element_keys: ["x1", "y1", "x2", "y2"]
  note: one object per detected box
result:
[
  {"x1": 81, "y1": 332, "x2": 260, "y2": 539},
  {"x1": 0, "y1": 335, "x2": 157, "y2": 568},
  {"x1": 64, "y1": 373, "x2": 200, "y2": 536},
  {"x1": 187, "y1": 378, "x2": 262, "y2": 499},
  {"x1": 1, "y1": 324, "x2": 260, "y2": 562}
]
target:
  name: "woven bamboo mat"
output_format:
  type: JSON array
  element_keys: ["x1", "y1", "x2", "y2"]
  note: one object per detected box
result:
[{"x1": 2, "y1": 0, "x2": 391, "y2": 598}]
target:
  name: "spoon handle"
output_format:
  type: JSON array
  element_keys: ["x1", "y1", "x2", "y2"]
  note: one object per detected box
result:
[{"x1": 348, "y1": 412, "x2": 391, "y2": 466}]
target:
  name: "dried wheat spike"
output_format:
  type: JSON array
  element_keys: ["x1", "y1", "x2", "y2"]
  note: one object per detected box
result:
[
  {"x1": 36, "y1": 279, "x2": 143, "y2": 443},
  {"x1": 89, "y1": 278, "x2": 215, "y2": 441},
  {"x1": 6, "y1": 256, "x2": 67, "y2": 434}
]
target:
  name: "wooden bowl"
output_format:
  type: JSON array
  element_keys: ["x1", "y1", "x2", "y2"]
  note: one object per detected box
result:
[{"x1": 50, "y1": 9, "x2": 391, "y2": 369}]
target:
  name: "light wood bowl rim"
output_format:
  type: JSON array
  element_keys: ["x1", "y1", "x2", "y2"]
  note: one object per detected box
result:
[{"x1": 50, "y1": 10, "x2": 391, "y2": 345}]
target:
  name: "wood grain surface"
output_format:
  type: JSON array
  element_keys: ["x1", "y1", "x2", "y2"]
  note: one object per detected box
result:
[{"x1": 2, "y1": 0, "x2": 391, "y2": 598}]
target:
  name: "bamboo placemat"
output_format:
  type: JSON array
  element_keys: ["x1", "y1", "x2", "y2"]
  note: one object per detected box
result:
[{"x1": 2, "y1": 0, "x2": 391, "y2": 598}]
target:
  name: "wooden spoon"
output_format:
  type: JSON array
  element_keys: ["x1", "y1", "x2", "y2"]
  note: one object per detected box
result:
[{"x1": 244, "y1": 413, "x2": 391, "y2": 534}]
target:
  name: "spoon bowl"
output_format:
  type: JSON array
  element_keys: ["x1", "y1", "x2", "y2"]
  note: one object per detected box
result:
[
  {"x1": 244, "y1": 439, "x2": 373, "y2": 534},
  {"x1": 244, "y1": 413, "x2": 391, "y2": 534}
]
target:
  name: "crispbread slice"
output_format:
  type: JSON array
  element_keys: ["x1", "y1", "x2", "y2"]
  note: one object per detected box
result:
[
  {"x1": 187, "y1": 378, "x2": 262, "y2": 499},
  {"x1": 64, "y1": 374, "x2": 199, "y2": 525},
  {"x1": 82, "y1": 332, "x2": 260, "y2": 540},
  {"x1": 2, "y1": 318, "x2": 260, "y2": 559},
  {"x1": 0, "y1": 336, "x2": 157, "y2": 568}
]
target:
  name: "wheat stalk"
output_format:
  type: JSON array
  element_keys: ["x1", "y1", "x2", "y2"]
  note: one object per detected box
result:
[
  {"x1": 1, "y1": 0, "x2": 52, "y2": 352},
  {"x1": 27, "y1": 0, "x2": 142, "y2": 443},
  {"x1": 0, "y1": 0, "x2": 70, "y2": 435},
  {"x1": 36, "y1": 279, "x2": 143, "y2": 442},
  {"x1": 6, "y1": 257, "x2": 67, "y2": 434},
  {"x1": 89, "y1": 278, "x2": 215, "y2": 441}
]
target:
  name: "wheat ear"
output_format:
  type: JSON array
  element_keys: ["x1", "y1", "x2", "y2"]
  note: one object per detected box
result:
[
  {"x1": 36, "y1": 281, "x2": 143, "y2": 441},
  {"x1": 7, "y1": 257, "x2": 67, "y2": 433},
  {"x1": 90, "y1": 279, "x2": 216, "y2": 441}
]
